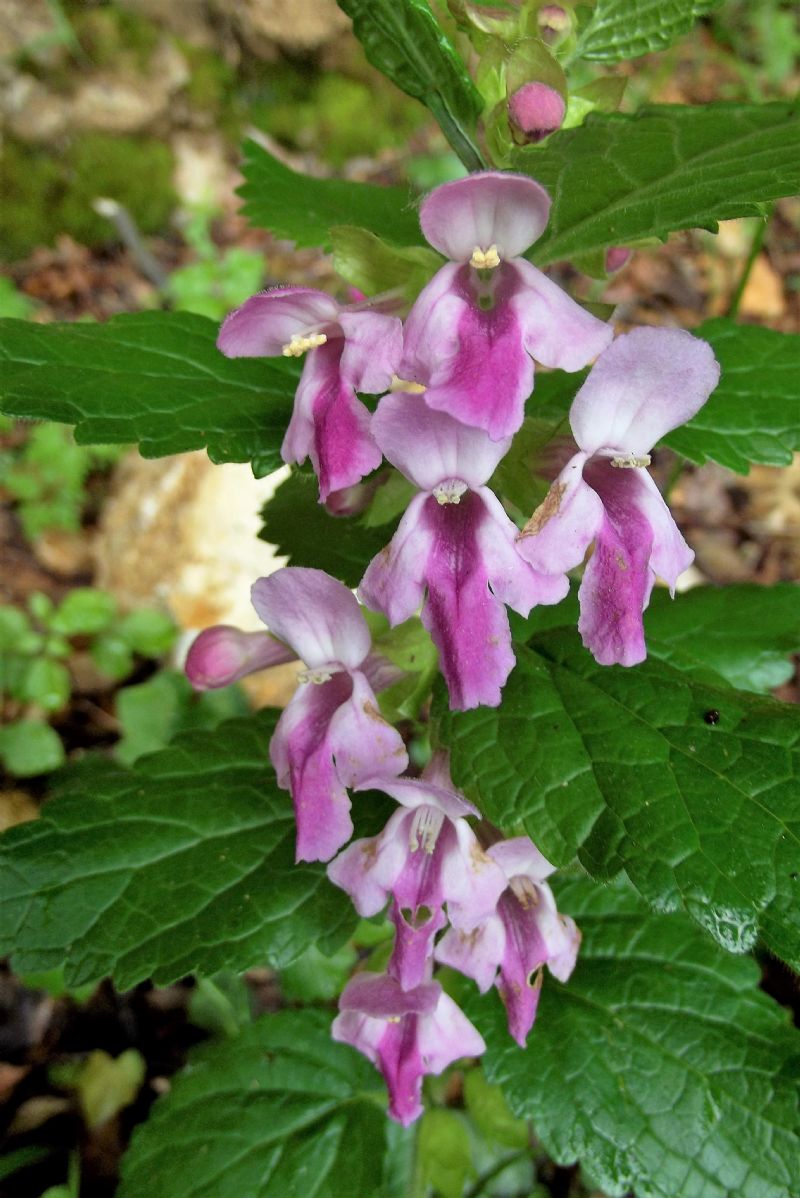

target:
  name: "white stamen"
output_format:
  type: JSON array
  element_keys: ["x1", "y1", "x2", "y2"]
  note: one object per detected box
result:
[
  {"x1": 470, "y1": 244, "x2": 501, "y2": 270},
  {"x1": 281, "y1": 332, "x2": 328, "y2": 357},
  {"x1": 433, "y1": 478, "x2": 468, "y2": 506},
  {"x1": 390, "y1": 375, "x2": 427, "y2": 394},
  {"x1": 409, "y1": 806, "x2": 445, "y2": 854},
  {"x1": 297, "y1": 665, "x2": 336, "y2": 685},
  {"x1": 611, "y1": 452, "x2": 651, "y2": 469},
  {"x1": 510, "y1": 876, "x2": 539, "y2": 909}
]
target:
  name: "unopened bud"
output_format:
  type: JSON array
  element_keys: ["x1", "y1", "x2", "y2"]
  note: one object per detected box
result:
[
  {"x1": 185, "y1": 625, "x2": 295, "y2": 690},
  {"x1": 605, "y1": 246, "x2": 632, "y2": 273},
  {"x1": 508, "y1": 82, "x2": 565, "y2": 144},
  {"x1": 537, "y1": 4, "x2": 571, "y2": 45}
]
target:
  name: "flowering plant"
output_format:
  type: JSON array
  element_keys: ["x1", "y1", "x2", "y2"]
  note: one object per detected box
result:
[{"x1": 1, "y1": 2, "x2": 799, "y2": 1196}]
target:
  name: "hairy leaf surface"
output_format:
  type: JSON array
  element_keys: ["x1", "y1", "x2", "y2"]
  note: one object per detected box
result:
[
  {"x1": 0, "y1": 312, "x2": 297, "y2": 476},
  {"x1": 474, "y1": 879, "x2": 800, "y2": 1198},
  {"x1": 0, "y1": 713, "x2": 355, "y2": 987},
  {"x1": 239, "y1": 140, "x2": 422, "y2": 249},
  {"x1": 119, "y1": 1009, "x2": 390, "y2": 1198},
  {"x1": 574, "y1": 0, "x2": 725, "y2": 62},
  {"x1": 520, "y1": 104, "x2": 800, "y2": 267},
  {"x1": 435, "y1": 631, "x2": 800, "y2": 964}
]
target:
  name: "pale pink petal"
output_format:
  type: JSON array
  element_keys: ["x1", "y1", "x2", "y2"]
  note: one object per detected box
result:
[
  {"x1": 511, "y1": 259, "x2": 614, "y2": 373},
  {"x1": 577, "y1": 462, "x2": 655, "y2": 667},
  {"x1": 269, "y1": 674, "x2": 356, "y2": 862},
  {"x1": 331, "y1": 1009, "x2": 384, "y2": 1065},
  {"x1": 444, "y1": 821, "x2": 508, "y2": 929},
  {"x1": 327, "y1": 669, "x2": 408, "y2": 786},
  {"x1": 338, "y1": 310, "x2": 404, "y2": 393},
  {"x1": 569, "y1": 327, "x2": 721, "y2": 456},
  {"x1": 372, "y1": 391, "x2": 511, "y2": 491},
  {"x1": 435, "y1": 916, "x2": 505, "y2": 992},
  {"x1": 401, "y1": 263, "x2": 535, "y2": 440},
  {"x1": 416, "y1": 992, "x2": 486, "y2": 1072},
  {"x1": 217, "y1": 287, "x2": 340, "y2": 358},
  {"x1": 530, "y1": 885, "x2": 581, "y2": 983},
  {"x1": 281, "y1": 342, "x2": 381, "y2": 501},
  {"x1": 326, "y1": 808, "x2": 410, "y2": 916},
  {"x1": 185, "y1": 626, "x2": 295, "y2": 690},
  {"x1": 629, "y1": 469, "x2": 694, "y2": 592},
  {"x1": 475, "y1": 487, "x2": 570, "y2": 612},
  {"x1": 378, "y1": 1021, "x2": 426, "y2": 1126},
  {"x1": 420, "y1": 171, "x2": 550, "y2": 262},
  {"x1": 489, "y1": 836, "x2": 556, "y2": 883},
  {"x1": 516, "y1": 452, "x2": 604, "y2": 575},
  {"x1": 251, "y1": 567, "x2": 370, "y2": 670},
  {"x1": 363, "y1": 775, "x2": 477, "y2": 821},
  {"x1": 420, "y1": 748, "x2": 455, "y2": 791},
  {"x1": 359, "y1": 493, "x2": 433, "y2": 626}
]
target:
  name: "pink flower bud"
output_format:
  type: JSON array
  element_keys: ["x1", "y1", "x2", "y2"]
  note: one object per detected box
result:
[
  {"x1": 538, "y1": 4, "x2": 571, "y2": 44},
  {"x1": 605, "y1": 246, "x2": 632, "y2": 273},
  {"x1": 184, "y1": 625, "x2": 295, "y2": 690},
  {"x1": 508, "y1": 82, "x2": 566, "y2": 144}
]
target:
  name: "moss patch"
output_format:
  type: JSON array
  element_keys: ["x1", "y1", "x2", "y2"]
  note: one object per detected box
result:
[{"x1": 0, "y1": 135, "x2": 175, "y2": 260}]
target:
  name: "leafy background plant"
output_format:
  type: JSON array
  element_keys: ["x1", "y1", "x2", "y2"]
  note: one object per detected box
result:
[{"x1": 0, "y1": 1, "x2": 799, "y2": 1196}]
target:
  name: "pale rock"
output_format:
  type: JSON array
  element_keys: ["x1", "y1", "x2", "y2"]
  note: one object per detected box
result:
[
  {"x1": 71, "y1": 40, "x2": 189, "y2": 135},
  {"x1": 171, "y1": 131, "x2": 236, "y2": 209},
  {"x1": 2, "y1": 73, "x2": 69, "y2": 142},
  {"x1": 96, "y1": 452, "x2": 299, "y2": 706},
  {"x1": 223, "y1": 0, "x2": 350, "y2": 55}
]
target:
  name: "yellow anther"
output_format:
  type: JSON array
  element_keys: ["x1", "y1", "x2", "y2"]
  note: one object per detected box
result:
[
  {"x1": 281, "y1": 332, "x2": 328, "y2": 357},
  {"x1": 297, "y1": 666, "x2": 334, "y2": 685},
  {"x1": 390, "y1": 375, "x2": 427, "y2": 394},
  {"x1": 611, "y1": 452, "x2": 651, "y2": 469},
  {"x1": 469, "y1": 244, "x2": 501, "y2": 270},
  {"x1": 433, "y1": 479, "x2": 468, "y2": 506}
]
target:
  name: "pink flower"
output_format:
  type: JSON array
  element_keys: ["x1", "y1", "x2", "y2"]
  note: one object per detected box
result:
[
  {"x1": 436, "y1": 837, "x2": 580, "y2": 1046},
  {"x1": 516, "y1": 327, "x2": 720, "y2": 666},
  {"x1": 328, "y1": 756, "x2": 507, "y2": 989},
  {"x1": 332, "y1": 971, "x2": 485, "y2": 1125},
  {"x1": 400, "y1": 171, "x2": 613, "y2": 440},
  {"x1": 217, "y1": 287, "x2": 402, "y2": 501},
  {"x1": 508, "y1": 82, "x2": 566, "y2": 143},
  {"x1": 359, "y1": 391, "x2": 568, "y2": 710},
  {"x1": 185, "y1": 625, "x2": 296, "y2": 690},
  {"x1": 250, "y1": 568, "x2": 408, "y2": 862}
]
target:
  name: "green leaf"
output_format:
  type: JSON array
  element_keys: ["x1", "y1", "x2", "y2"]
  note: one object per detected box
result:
[
  {"x1": 434, "y1": 630, "x2": 800, "y2": 965},
  {"x1": 0, "y1": 312, "x2": 298, "y2": 476},
  {"x1": 463, "y1": 1070, "x2": 529, "y2": 1149},
  {"x1": 115, "y1": 669, "x2": 248, "y2": 765},
  {"x1": 418, "y1": 1110, "x2": 475, "y2": 1198},
  {"x1": 260, "y1": 469, "x2": 395, "y2": 588},
  {"x1": 118, "y1": 1009, "x2": 390, "y2": 1198},
  {"x1": 116, "y1": 608, "x2": 176, "y2": 657},
  {"x1": 337, "y1": 0, "x2": 486, "y2": 172},
  {"x1": 475, "y1": 877, "x2": 800, "y2": 1198},
  {"x1": 0, "y1": 719, "x2": 65, "y2": 777},
  {"x1": 664, "y1": 318, "x2": 800, "y2": 472},
  {"x1": 645, "y1": 584, "x2": 800, "y2": 693},
  {"x1": 21, "y1": 657, "x2": 71, "y2": 712},
  {"x1": 50, "y1": 588, "x2": 117, "y2": 636},
  {"x1": 331, "y1": 225, "x2": 442, "y2": 299},
  {"x1": 520, "y1": 103, "x2": 800, "y2": 269},
  {"x1": 0, "y1": 711, "x2": 355, "y2": 987},
  {"x1": 574, "y1": 0, "x2": 725, "y2": 63},
  {"x1": 239, "y1": 141, "x2": 422, "y2": 250}
]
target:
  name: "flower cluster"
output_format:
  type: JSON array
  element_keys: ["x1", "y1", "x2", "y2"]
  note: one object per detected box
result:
[{"x1": 188, "y1": 169, "x2": 720, "y2": 1123}]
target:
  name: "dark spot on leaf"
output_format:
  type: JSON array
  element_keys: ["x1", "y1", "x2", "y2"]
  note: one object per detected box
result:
[{"x1": 703, "y1": 709, "x2": 720, "y2": 725}]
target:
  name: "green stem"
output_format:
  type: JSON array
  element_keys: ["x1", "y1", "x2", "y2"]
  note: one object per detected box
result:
[
  {"x1": 464, "y1": 1150, "x2": 530, "y2": 1198},
  {"x1": 727, "y1": 207, "x2": 773, "y2": 319}
]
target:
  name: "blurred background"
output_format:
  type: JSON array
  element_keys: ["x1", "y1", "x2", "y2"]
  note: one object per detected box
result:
[{"x1": 0, "y1": 2, "x2": 799, "y2": 1195}]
